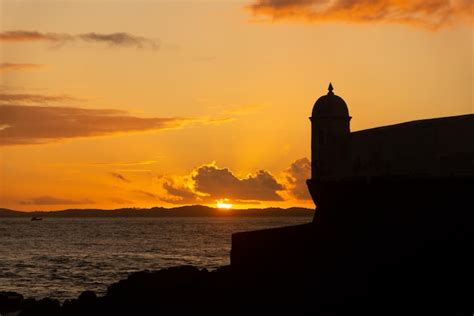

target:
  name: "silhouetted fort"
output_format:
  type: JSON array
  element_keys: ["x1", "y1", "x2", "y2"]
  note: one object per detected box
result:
[{"x1": 230, "y1": 84, "x2": 473, "y2": 311}]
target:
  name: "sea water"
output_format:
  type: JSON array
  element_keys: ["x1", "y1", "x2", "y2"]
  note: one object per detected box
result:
[{"x1": 0, "y1": 217, "x2": 310, "y2": 300}]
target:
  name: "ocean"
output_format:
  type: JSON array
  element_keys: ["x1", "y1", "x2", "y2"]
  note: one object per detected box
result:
[{"x1": 0, "y1": 217, "x2": 310, "y2": 301}]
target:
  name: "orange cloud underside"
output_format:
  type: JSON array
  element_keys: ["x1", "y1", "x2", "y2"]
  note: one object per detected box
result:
[
  {"x1": 248, "y1": 0, "x2": 474, "y2": 29},
  {"x1": 0, "y1": 63, "x2": 45, "y2": 72},
  {"x1": 0, "y1": 104, "x2": 191, "y2": 145}
]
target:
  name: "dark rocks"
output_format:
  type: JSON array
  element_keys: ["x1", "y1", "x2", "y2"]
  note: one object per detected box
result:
[
  {"x1": 103, "y1": 265, "x2": 225, "y2": 315},
  {"x1": 18, "y1": 297, "x2": 61, "y2": 316},
  {"x1": 0, "y1": 291, "x2": 23, "y2": 314},
  {"x1": 5, "y1": 253, "x2": 473, "y2": 315},
  {"x1": 61, "y1": 290, "x2": 98, "y2": 316}
]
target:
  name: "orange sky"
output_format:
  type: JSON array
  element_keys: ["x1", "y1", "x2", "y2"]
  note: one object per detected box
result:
[{"x1": 0, "y1": 0, "x2": 472, "y2": 211}]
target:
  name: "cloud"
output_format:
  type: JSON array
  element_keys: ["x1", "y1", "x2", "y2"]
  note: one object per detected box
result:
[
  {"x1": 77, "y1": 32, "x2": 159, "y2": 49},
  {"x1": 133, "y1": 190, "x2": 158, "y2": 199},
  {"x1": 0, "y1": 105, "x2": 192, "y2": 145},
  {"x1": 247, "y1": 0, "x2": 474, "y2": 29},
  {"x1": 86, "y1": 160, "x2": 160, "y2": 166},
  {"x1": 21, "y1": 196, "x2": 93, "y2": 205},
  {"x1": 0, "y1": 30, "x2": 160, "y2": 49},
  {"x1": 161, "y1": 180, "x2": 199, "y2": 204},
  {"x1": 194, "y1": 164, "x2": 284, "y2": 201},
  {"x1": 0, "y1": 93, "x2": 80, "y2": 104},
  {"x1": 284, "y1": 157, "x2": 312, "y2": 200},
  {"x1": 0, "y1": 63, "x2": 45, "y2": 72},
  {"x1": 162, "y1": 162, "x2": 285, "y2": 204},
  {"x1": 110, "y1": 172, "x2": 131, "y2": 183}
]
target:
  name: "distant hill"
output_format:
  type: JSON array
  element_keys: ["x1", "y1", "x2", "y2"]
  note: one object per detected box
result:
[{"x1": 0, "y1": 205, "x2": 314, "y2": 218}]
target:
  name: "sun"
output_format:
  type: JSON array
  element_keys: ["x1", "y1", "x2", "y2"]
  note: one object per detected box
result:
[{"x1": 216, "y1": 199, "x2": 233, "y2": 210}]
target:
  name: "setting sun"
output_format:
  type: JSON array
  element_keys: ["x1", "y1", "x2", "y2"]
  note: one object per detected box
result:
[{"x1": 216, "y1": 199, "x2": 233, "y2": 210}]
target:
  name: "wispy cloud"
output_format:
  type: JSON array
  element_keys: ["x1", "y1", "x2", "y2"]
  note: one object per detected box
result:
[
  {"x1": 0, "y1": 104, "x2": 193, "y2": 145},
  {"x1": 133, "y1": 190, "x2": 158, "y2": 199},
  {"x1": 0, "y1": 30, "x2": 160, "y2": 49},
  {"x1": 110, "y1": 172, "x2": 131, "y2": 183},
  {"x1": 0, "y1": 85, "x2": 232, "y2": 146},
  {"x1": 0, "y1": 63, "x2": 45, "y2": 72},
  {"x1": 0, "y1": 93, "x2": 81, "y2": 104},
  {"x1": 247, "y1": 0, "x2": 474, "y2": 29},
  {"x1": 21, "y1": 196, "x2": 93, "y2": 205},
  {"x1": 86, "y1": 160, "x2": 160, "y2": 167}
]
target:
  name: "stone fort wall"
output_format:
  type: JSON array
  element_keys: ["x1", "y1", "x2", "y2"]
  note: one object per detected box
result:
[{"x1": 348, "y1": 114, "x2": 474, "y2": 178}]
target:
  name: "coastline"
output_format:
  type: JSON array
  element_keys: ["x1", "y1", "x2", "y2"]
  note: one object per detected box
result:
[{"x1": 0, "y1": 206, "x2": 314, "y2": 218}]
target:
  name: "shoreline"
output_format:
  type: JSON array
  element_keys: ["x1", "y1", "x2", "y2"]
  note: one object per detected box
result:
[{"x1": 0, "y1": 206, "x2": 314, "y2": 218}]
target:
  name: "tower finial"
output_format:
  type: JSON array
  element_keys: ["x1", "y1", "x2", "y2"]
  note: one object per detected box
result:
[{"x1": 328, "y1": 82, "x2": 334, "y2": 95}]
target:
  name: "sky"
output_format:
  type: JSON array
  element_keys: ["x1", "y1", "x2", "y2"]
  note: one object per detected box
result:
[{"x1": 0, "y1": 0, "x2": 473, "y2": 211}]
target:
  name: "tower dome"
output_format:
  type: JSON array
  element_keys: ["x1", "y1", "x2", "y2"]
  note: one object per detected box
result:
[{"x1": 312, "y1": 83, "x2": 349, "y2": 118}]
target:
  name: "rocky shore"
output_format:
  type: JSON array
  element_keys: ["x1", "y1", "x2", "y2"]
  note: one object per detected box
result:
[
  {"x1": 2, "y1": 265, "x2": 314, "y2": 316},
  {"x1": 2, "y1": 252, "x2": 472, "y2": 316}
]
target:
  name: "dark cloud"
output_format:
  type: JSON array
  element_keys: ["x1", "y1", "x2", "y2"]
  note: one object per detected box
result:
[
  {"x1": 247, "y1": 0, "x2": 474, "y2": 29},
  {"x1": 162, "y1": 181, "x2": 198, "y2": 204},
  {"x1": 0, "y1": 93, "x2": 80, "y2": 104},
  {"x1": 110, "y1": 172, "x2": 131, "y2": 183},
  {"x1": 0, "y1": 31, "x2": 69, "y2": 42},
  {"x1": 0, "y1": 63, "x2": 45, "y2": 72},
  {"x1": 0, "y1": 105, "x2": 191, "y2": 145},
  {"x1": 77, "y1": 32, "x2": 159, "y2": 49},
  {"x1": 285, "y1": 157, "x2": 312, "y2": 200},
  {"x1": 0, "y1": 30, "x2": 159, "y2": 49},
  {"x1": 21, "y1": 196, "x2": 93, "y2": 205},
  {"x1": 194, "y1": 165, "x2": 284, "y2": 201},
  {"x1": 163, "y1": 163, "x2": 285, "y2": 204}
]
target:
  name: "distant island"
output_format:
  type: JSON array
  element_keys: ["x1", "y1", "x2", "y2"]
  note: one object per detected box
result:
[{"x1": 0, "y1": 205, "x2": 314, "y2": 218}]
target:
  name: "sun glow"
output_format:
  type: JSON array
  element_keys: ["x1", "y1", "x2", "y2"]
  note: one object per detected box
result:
[{"x1": 216, "y1": 199, "x2": 233, "y2": 210}]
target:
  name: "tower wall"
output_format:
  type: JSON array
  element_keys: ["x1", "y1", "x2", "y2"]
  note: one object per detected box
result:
[{"x1": 310, "y1": 116, "x2": 351, "y2": 180}]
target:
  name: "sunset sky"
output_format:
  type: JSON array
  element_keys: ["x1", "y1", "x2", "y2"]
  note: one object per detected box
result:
[{"x1": 1, "y1": 0, "x2": 472, "y2": 211}]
